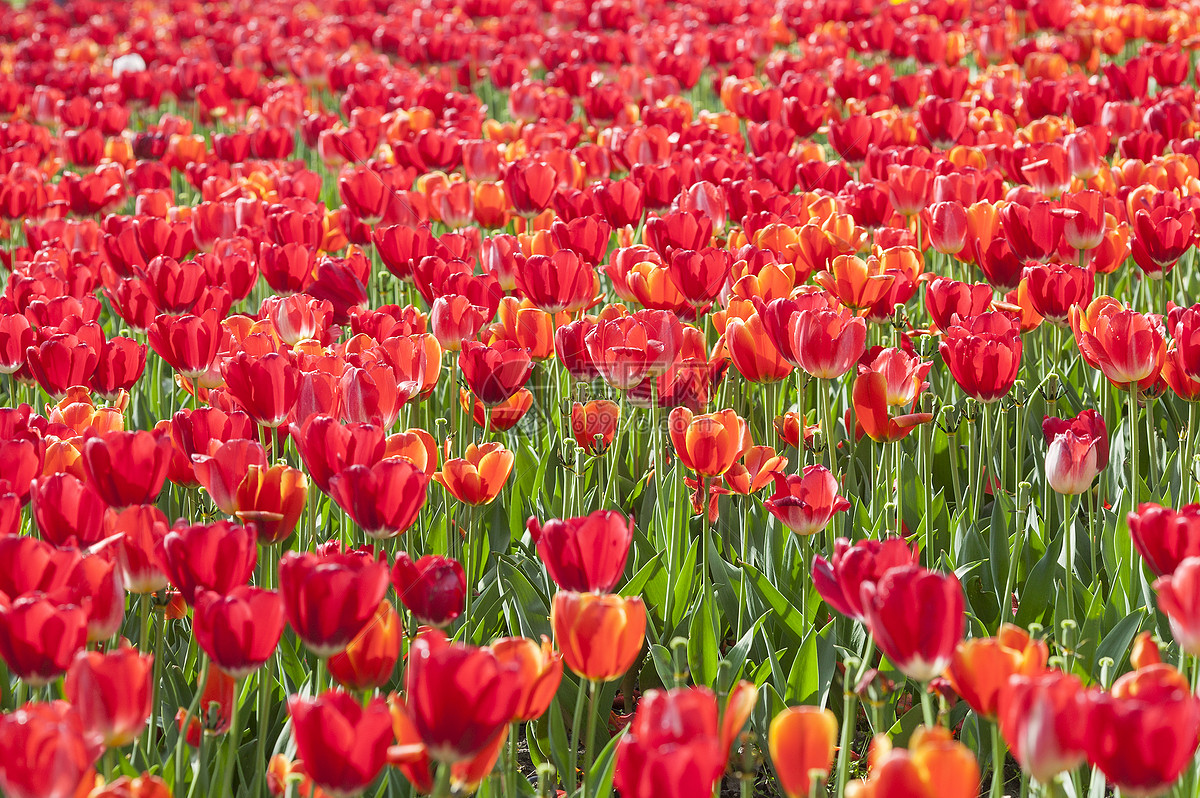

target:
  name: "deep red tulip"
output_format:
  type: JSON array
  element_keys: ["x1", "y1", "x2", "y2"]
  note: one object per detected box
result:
[
  {"x1": 1129, "y1": 503, "x2": 1200, "y2": 578},
  {"x1": 812, "y1": 537, "x2": 921, "y2": 623},
  {"x1": 939, "y1": 312, "x2": 1022, "y2": 403},
  {"x1": 0, "y1": 594, "x2": 89, "y2": 685},
  {"x1": 390, "y1": 553, "x2": 465, "y2": 628},
  {"x1": 1073, "y1": 297, "x2": 1166, "y2": 390},
  {"x1": 289, "y1": 691, "x2": 393, "y2": 797},
  {"x1": 791, "y1": 306, "x2": 867, "y2": 380},
  {"x1": 0, "y1": 701, "x2": 102, "y2": 798},
  {"x1": 1132, "y1": 206, "x2": 1195, "y2": 278},
  {"x1": 517, "y1": 250, "x2": 597, "y2": 314},
  {"x1": 861, "y1": 564, "x2": 964, "y2": 682},
  {"x1": 614, "y1": 687, "x2": 725, "y2": 798},
  {"x1": 31, "y1": 473, "x2": 106, "y2": 547},
  {"x1": 1023, "y1": 262, "x2": 1094, "y2": 325},
  {"x1": 403, "y1": 629, "x2": 520, "y2": 763},
  {"x1": 291, "y1": 415, "x2": 386, "y2": 494},
  {"x1": 82, "y1": 430, "x2": 171, "y2": 508},
  {"x1": 158, "y1": 520, "x2": 258, "y2": 604},
  {"x1": 25, "y1": 333, "x2": 99, "y2": 398},
  {"x1": 280, "y1": 548, "x2": 390, "y2": 657},
  {"x1": 147, "y1": 310, "x2": 224, "y2": 378},
  {"x1": 763, "y1": 467, "x2": 850, "y2": 536},
  {"x1": 64, "y1": 647, "x2": 153, "y2": 748},
  {"x1": 193, "y1": 586, "x2": 286, "y2": 679},
  {"x1": 328, "y1": 458, "x2": 430, "y2": 540},
  {"x1": 1085, "y1": 665, "x2": 1200, "y2": 796},
  {"x1": 458, "y1": 340, "x2": 533, "y2": 407},
  {"x1": 527, "y1": 510, "x2": 634, "y2": 593},
  {"x1": 221, "y1": 350, "x2": 301, "y2": 427}
]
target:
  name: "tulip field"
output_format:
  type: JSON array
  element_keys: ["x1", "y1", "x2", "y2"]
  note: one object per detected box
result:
[{"x1": 9, "y1": 0, "x2": 1200, "y2": 796}]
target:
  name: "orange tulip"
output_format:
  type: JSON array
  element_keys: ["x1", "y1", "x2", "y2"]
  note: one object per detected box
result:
[
  {"x1": 944, "y1": 624, "x2": 1048, "y2": 717},
  {"x1": 668, "y1": 407, "x2": 752, "y2": 478},
  {"x1": 489, "y1": 636, "x2": 564, "y2": 722},
  {"x1": 814, "y1": 254, "x2": 896, "y2": 311},
  {"x1": 234, "y1": 464, "x2": 308, "y2": 545},
  {"x1": 848, "y1": 726, "x2": 979, "y2": 798},
  {"x1": 724, "y1": 312, "x2": 793, "y2": 383},
  {"x1": 724, "y1": 446, "x2": 787, "y2": 495},
  {"x1": 551, "y1": 591, "x2": 646, "y2": 682},
  {"x1": 571, "y1": 400, "x2": 620, "y2": 455},
  {"x1": 327, "y1": 600, "x2": 402, "y2": 692},
  {"x1": 435, "y1": 442, "x2": 515, "y2": 505},
  {"x1": 769, "y1": 706, "x2": 838, "y2": 798}
]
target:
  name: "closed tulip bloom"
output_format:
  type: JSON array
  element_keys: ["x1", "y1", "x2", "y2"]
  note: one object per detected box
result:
[
  {"x1": 553, "y1": 591, "x2": 646, "y2": 682},
  {"x1": 328, "y1": 458, "x2": 430, "y2": 540},
  {"x1": 1023, "y1": 262, "x2": 1094, "y2": 326},
  {"x1": 111, "y1": 504, "x2": 170, "y2": 594},
  {"x1": 725, "y1": 312, "x2": 792, "y2": 383},
  {"x1": 939, "y1": 312, "x2": 1022, "y2": 403},
  {"x1": 193, "y1": 586, "x2": 286, "y2": 679},
  {"x1": 458, "y1": 340, "x2": 533, "y2": 407},
  {"x1": 158, "y1": 520, "x2": 258, "y2": 604},
  {"x1": 945, "y1": 625, "x2": 1048, "y2": 718},
  {"x1": 82, "y1": 430, "x2": 171, "y2": 508},
  {"x1": 812, "y1": 536, "x2": 920, "y2": 622},
  {"x1": 998, "y1": 671, "x2": 1090, "y2": 784},
  {"x1": 614, "y1": 687, "x2": 725, "y2": 798},
  {"x1": 1085, "y1": 665, "x2": 1200, "y2": 796},
  {"x1": 30, "y1": 473, "x2": 106, "y2": 547},
  {"x1": 1154, "y1": 556, "x2": 1200, "y2": 656},
  {"x1": 191, "y1": 438, "x2": 268, "y2": 516},
  {"x1": 527, "y1": 510, "x2": 634, "y2": 593},
  {"x1": 221, "y1": 350, "x2": 301, "y2": 427},
  {"x1": 404, "y1": 629, "x2": 520, "y2": 763},
  {"x1": 390, "y1": 553, "x2": 465, "y2": 628},
  {"x1": 489, "y1": 636, "x2": 564, "y2": 722},
  {"x1": 861, "y1": 565, "x2": 964, "y2": 682},
  {"x1": 925, "y1": 278, "x2": 993, "y2": 333},
  {"x1": 1072, "y1": 297, "x2": 1166, "y2": 390},
  {"x1": 1131, "y1": 206, "x2": 1195, "y2": 278},
  {"x1": 1129, "y1": 503, "x2": 1200, "y2": 577},
  {"x1": 280, "y1": 549, "x2": 390, "y2": 657},
  {"x1": 289, "y1": 691, "x2": 393, "y2": 797},
  {"x1": 928, "y1": 201, "x2": 968, "y2": 255},
  {"x1": 517, "y1": 250, "x2": 597, "y2": 313},
  {"x1": 669, "y1": 407, "x2": 751, "y2": 477},
  {"x1": 790, "y1": 306, "x2": 867, "y2": 380},
  {"x1": 291, "y1": 415, "x2": 386, "y2": 494},
  {"x1": 328, "y1": 600, "x2": 402, "y2": 691},
  {"x1": 763, "y1": 467, "x2": 850, "y2": 536},
  {"x1": 435, "y1": 442, "x2": 514, "y2": 505},
  {"x1": 1043, "y1": 409, "x2": 1108, "y2": 495},
  {"x1": 64, "y1": 647, "x2": 153, "y2": 748},
  {"x1": 571, "y1": 400, "x2": 620, "y2": 455},
  {"x1": 0, "y1": 595, "x2": 89, "y2": 685},
  {"x1": 1060, "y1": 190, "x2": 1107, "y2": 251},
  {"x1": 769, "y1": 706, "x2": 838, "y2": 798},
  {"x1": 0, "y1": 701, "x2": 102, "y2": 798}
]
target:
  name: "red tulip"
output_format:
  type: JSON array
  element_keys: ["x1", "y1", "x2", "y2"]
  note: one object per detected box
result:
[
  {"x1": 1154, "y1": 556, "x2": 1200, "y2": 656},
  {"x1": 861, "y1": 565, "x2": 964, "y2": 682},
  {"x1": 614, "y1": 687, "x2": 725, "y2": 798},
  {"x1": 193, "y1": 586, "x2": 286, "y2": 678},
  {"x1": 527, "y1": 510, "x2": 634, "y2": 593},
  {"x1": 997, "y1": 671, "x2": 1090, "y2": 784},
  {"x1": 925, "y1": 278, "x2": 993, "y2": 332},
  {"x1": 329, "y1": 458, "x2": 430, "y2": 540},
  {"x1": 790, "y1": 306, "x2": 867, "y2": 380},
  {"x1": 517, "y1": 250, "x2": 597, "y2": 314},
  {"x1": 1072, "y1": 297, "x2": 1166, "y2": 390},
  {"x1": 30, "y1": 473, "x2": 106, "y2": 547},
  {"x1": 0, "y1": 701, "x2": 102, "y2": 798},
  {"x1": 458, "y1": 340, "x2": 533, "y2": 407},
  {"x1": 390, "y1": 553, "x2": 465, "y2": 628},
  {"x1": 939, "y1": 312, "x2": 1022, "y2": 403},
  {"x1": 82, "y1": 430, "x2": 171, "y2": 508},
  {"x1": 280, "y1": 548, "x2": 390, "y2": 657},
  {"x1": 147, "y1": 310, "x2": 225, "y2": 379},
  {"x1": 158, "y1": 520, "x2": 258, "y2": 604},
  {"x1": 1131, "y1": 206, "x2": 1195, "y2": 277},
  {"x1": 928, "y1": 201, "x2": 968, "y2": 255},
  {"x1": 0, "y1": 594, "x2": 89, "y2": 685},
  {"x1": 763, "y1": 467, "x2": 850, "y2": 536},
  {"x1": 1129, "y1": 503, "x2": 1200, "y2": 577},
  {"x1": 25, "y1": 333, "x2": 99, "y2": 398},
  {"x1": 552, "y1": 591, "x2": 646, "y2": 682},
  {"x1": 1085, "y1": 665, "x2": 1200, "y2": 795},
  {"x1": 403, "y1": 628, "x2": 520, "y2": 763},
  {"x1": 289, "y1": 691, "x2": 393, "y2": 797},
  {"x1": 221, "y1": 350, "x2": 301, "y2": 427},
  {"x1": 291, "y1": 415, "x2": 386, "y2": 494},
  {"x1": 1023, "y1": 262, "x2": 1094, "y2": 325},
  {"x1": 64, "y1": 647, "x2": 153, "y2": 747},
  {"x1": 191, "y1": 438, "x2": 268, "y2": 515}
]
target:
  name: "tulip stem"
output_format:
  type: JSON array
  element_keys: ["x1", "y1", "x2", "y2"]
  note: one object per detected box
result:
[
  {"x1": 253, "y1": 657, "x2": 274, "y2": 798},
  {"x1": 219, "y1": 678, "x2": 243, "y2": 798},
  {"x1": 834, "y1": 636, "x2": 874, "y2": 798},
  {"x1": 582, "y1": 679, "x2": 600, "y2": 798},
  {"x1": 1128, "y1": 385, "x2": 1139, "y2": 512},
  {"x1": 568, "y1": 678, "x2": 588, "y2": 794},
  {"x1": 1062, "y1": 491, "x2": 1075, "y2": 631},
  {"x1": 990, "y1": 721, "x2": 1007, "y2": 798},
  {"x1": 919, "y1": 683, "x2": 936, "y2": 727},
  {"x1": 175, "y1": 657, "x2": 209, "y2": 794}
]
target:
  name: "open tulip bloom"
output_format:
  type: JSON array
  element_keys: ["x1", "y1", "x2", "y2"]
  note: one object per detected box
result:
[{"x1": 5, "y1": 4, "x2": 1200, "y2": 798}]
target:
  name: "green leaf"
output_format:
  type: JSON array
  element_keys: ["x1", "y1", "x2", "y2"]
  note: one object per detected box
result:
[
  {"x1": 586, "y1": 728, "x2": 627, "y2": 798},
  {"x1": 742, "y1": 562, "x2": 807, "y2": 647},
  {"x1": 1092, "y1": 610, "x2": 1145, "y2": 677},
  {"x1": 717, "y1": 613, "x2": 768, "y2": 694},
  {"x1": 621, "y1": 552, "x2": 664, "y2": 600},
  {"x1": 1016, "y1": 530, "x2": 1062, "y2": 628},
  {"x1": 688, "y1": 593, "x2": 719, "y2": 688},
  {"x1": 548, "y1": 694, "x2": 572, "y2": 789}
]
